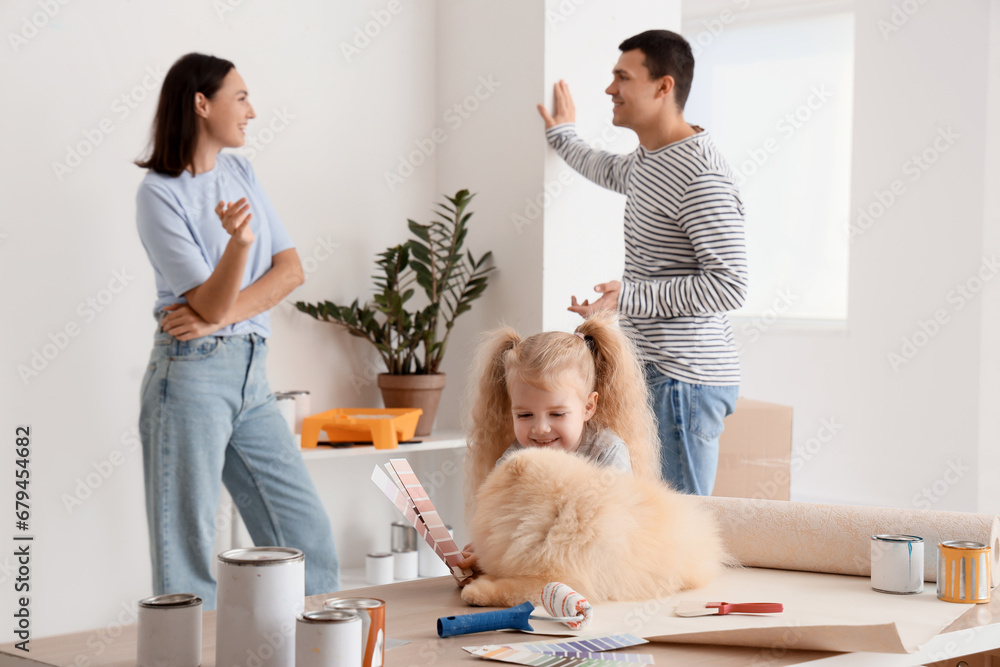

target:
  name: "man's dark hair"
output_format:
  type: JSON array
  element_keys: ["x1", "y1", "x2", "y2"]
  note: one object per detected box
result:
[{"x1": 619, "y1": 30, "x2": 694, "y2": 110}]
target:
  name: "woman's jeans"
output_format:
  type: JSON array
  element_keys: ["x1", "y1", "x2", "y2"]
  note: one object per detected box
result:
[
  {"x1": 139, "y1": 331, "x2": 339, "y2": 609},
  {"x1": 645, "y1": 364, "x2": 738, "y2": 496}
]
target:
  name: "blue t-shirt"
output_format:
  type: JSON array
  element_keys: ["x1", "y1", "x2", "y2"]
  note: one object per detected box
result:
[{"x1": 135, "y1": 153, "x2": 294, "y2": 337}]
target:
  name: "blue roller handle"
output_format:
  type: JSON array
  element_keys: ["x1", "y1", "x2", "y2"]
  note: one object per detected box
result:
[{"x1": 437, "y1": 601, "x2": 535, "y2": 637}]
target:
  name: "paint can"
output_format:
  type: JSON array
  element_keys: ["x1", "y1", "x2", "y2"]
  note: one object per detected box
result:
[
  {"x1": 391, "y1": 521, "x2": 417, "y2": 552},
  {"x1": 323, "y1": 598, "x2": 386, "y2": 667},
  {"x1": 393, "y1": 549, "x2": 418, "y2": 580},
  {"x1": 284, "y1": 390, "x2": 311, "y2": 434},
  {"x1": 418, "y1": 524, "x2": 452, "y2": 577},
  {"x1": 137, "y1": 593, "x2": 202, "y2": 667},
  {"x1": 870, "y1": 534, "x2": 924, "y2": 594},
  {"x1": 216, "y1": 547, "x2": 305, "y2": 667},
  {"x1": 391, "y1": 521, "x2": 418, "y2": 580},
  {"x1": 274, "y1": 392, "x2": 296, "y2": 434},
  {"x1": 937, "y1": 540, "x2": 991, "y2": 604},
  {"x1": 365, "y1": 552, "x2": 394, "y2": 586},
  {"x1": 295, "y1": 610, "x2": 362, "y2": 667}
]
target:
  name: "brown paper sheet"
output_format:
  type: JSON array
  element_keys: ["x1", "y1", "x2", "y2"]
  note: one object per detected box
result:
[
  {"x1": 528, "y1": 567, "x2": 973, "y2": 654},
  {"x1": 699, "y1": 496, "x2": 1000, "y2": 586}
]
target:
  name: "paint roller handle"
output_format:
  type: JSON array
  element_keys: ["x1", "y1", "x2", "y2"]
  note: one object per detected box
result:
[
  {"x1": 437, "y1": 601, "x2": 536, "y2": 637},
  {"x1": 707, "y1": 602, "x2": 784, "y2": 615}
]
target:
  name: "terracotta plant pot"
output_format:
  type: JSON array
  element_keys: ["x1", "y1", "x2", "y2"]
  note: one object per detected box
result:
[{"x1": 377, "y1": 373, "x2": 446, "y2": 437}]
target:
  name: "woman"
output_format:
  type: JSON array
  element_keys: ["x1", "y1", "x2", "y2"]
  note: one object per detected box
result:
[{"x1": 134, "y1": 53, "x2": 338, "y2": 609}]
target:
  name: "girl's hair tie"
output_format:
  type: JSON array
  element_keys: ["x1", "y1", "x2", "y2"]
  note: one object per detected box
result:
[{"x1": 574, "y1": 331, "x2": 596, "y2": 351}]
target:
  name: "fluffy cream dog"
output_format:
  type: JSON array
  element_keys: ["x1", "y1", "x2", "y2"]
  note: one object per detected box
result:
[{"x1": 461, "y1": 447, "x2": 728, "y2": 607}]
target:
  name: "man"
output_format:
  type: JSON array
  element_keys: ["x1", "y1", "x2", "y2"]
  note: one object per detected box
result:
[{"x1": 538, "y1": 29, "x2": 747, "y2": 495}]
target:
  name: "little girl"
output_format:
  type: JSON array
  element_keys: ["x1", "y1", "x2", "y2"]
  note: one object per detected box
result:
[
  {"x1": 458, "y1": 311, "x2": 661, "y2": 578},
  {"x1": 464, "y1": 310, "x2": 660, "y2": 500}
]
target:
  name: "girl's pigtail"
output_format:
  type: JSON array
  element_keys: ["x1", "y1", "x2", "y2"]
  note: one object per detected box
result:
[
  {"x1": 576, "y1": 311, "x2": 661, "y2": 481},
  {"x1": 464, "y1": 327, "x2": 522, "y2": 505}
]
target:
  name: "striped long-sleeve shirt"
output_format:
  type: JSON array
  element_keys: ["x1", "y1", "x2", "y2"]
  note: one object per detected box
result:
[{"x1": 546, "y1": 123, "x2": 748, "y2": 386}]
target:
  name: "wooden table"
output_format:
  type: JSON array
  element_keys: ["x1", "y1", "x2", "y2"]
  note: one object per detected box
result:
[{"x1": 2, "y1": 576, "x2": 999, "y2": 666}]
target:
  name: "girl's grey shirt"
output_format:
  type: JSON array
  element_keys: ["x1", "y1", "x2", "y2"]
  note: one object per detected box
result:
[{"x1": 499, "y1": 426, "x2": 632, "y2": 474}]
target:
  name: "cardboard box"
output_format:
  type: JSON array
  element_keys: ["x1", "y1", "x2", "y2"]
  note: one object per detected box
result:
[{"x1": 712, "y1": 398, "x2": 793, "y2": 500}]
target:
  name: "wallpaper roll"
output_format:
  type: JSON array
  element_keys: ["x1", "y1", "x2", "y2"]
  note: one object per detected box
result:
[{"x1": 698, "y1": 496, "x2": 1000, "y2": 587}]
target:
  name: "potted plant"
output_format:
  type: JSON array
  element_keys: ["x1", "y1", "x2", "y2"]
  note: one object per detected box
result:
[{"x1": 295, "y1": 189, "x2": 493, "y2": 435}]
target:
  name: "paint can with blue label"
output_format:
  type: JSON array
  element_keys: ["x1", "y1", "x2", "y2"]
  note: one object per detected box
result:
[{"x1": 871, "y1": 534, "x2": 924, "y2": 594}]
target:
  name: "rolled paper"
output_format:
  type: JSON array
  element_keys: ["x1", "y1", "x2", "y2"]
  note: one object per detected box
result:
[
  {"x1": 698, "y1": 496, "x2": 1000, "y2": 587},
  {"x1": 541, "y1": 582, "x2": 592, "y2": 630}
]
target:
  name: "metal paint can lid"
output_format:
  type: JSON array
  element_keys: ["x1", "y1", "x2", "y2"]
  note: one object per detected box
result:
[
  {"x1": 218, "y1": 546, "x2": 304, "y2": 565},
  {"x1": 367, "y1": 552, "x2": 393, "y2": 559},
  {"x1": 939, "y1": 540, "x2": 988, "y2": 550},
  {"x1": 284, "y1": 390, "x2": 311, "y2": 396},
  {"x1": 139, "y1": 593, "x2": 203, "y2": 609},
  {"x1": 872, "y1": 534, "x2": 923, "y2": 543},
  {"x1": 298, "y1": 609, "x2": 361, "y2": 624},
  {"x1": 325, "y1": 597, "x2": 385, "y2": 609}
]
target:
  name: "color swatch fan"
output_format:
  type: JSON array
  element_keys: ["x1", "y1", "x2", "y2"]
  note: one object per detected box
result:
[{"x1": 370, "y1": 459, "x2": 473, "y2": 581}]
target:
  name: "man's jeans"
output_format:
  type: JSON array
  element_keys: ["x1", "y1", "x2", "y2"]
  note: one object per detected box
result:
[
  {"x1": 139, "y1": 332, "x2": 339, "y2": 609},
  {"x1": 645, "y1": 365, "x2": 738, "y2": 495}
]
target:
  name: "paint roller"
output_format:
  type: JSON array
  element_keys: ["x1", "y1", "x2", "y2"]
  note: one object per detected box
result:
[{"x1": 437, "y1": 582, "x2": 593, "y2": 637}]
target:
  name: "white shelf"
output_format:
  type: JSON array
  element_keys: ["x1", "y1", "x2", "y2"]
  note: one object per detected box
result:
[
  {"x1": 335, "y1": 566, "x2": 433, "y2": 592},
  {"x1": 299, "y1": 431, "x2": 467, "y2": 460}
]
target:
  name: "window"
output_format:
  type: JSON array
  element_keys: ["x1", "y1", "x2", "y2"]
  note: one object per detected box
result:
[{"x1": 683, "y1": 6, "x2": 854, "y2": 322}]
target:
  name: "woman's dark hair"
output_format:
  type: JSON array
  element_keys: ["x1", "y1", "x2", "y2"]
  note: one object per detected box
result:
[
  {"x1": 135, "y1": 53, "x2": 235, "y2": 176},
  {"x1": 619, "y1": 30, "x2": 694, "y2": 111}
]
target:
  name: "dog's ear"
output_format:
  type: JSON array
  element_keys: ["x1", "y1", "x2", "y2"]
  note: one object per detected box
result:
[{"x1": 495, "y1": 449, "x2": 529, "y2": 479}]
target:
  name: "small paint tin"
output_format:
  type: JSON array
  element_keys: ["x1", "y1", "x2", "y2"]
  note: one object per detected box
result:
[
  {"x1": 365, "y1": 552, "x2": 394, "y2": 586},
  {"x1": 216, "y1": 547, "x2": 305, "y2": 667},
  {"x1": 391, "y1": 521, "x2": 417, "y2": 552},
  {"x1": 323, "y1": 598, "x2": 386, "y2": 667},
  {"x1": 295, "y1": 610, "x2": 362, "y2": 667},
  {"x1": 870, "y1": 534, "x2": 924, "y2": 594},
  {"x1": 137, "y1": 593, "x2": 202, "y2": 667},
  {"x1": 418, "y1": 524, "x2": 452, "y2": 577},
  {"x1": 937, "y1": 540, "x2": 991, "y2": 604},
  {"x1": 274, "y1": 392, "x2": 297, "y2": 434},
  {"x1": 284, "y1": 390, "x2": 311, "y2": 434},
  {"x1": 392, "y1": 549, "x2": 418, "y2": 580}
]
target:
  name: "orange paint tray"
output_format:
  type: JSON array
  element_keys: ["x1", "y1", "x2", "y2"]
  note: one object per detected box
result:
[{"x1": 300, "y1": 408, "x2": 423, "y2": 449}]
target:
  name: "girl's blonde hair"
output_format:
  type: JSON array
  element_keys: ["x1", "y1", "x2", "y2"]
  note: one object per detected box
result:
[{"x1": 464, "y1": 311, "x2": 660, "y2": 499}]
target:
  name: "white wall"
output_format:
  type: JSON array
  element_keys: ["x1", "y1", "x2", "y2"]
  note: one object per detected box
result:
[{"x1": 0, "y1": 0, "x2": 443, "y2": 640}]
